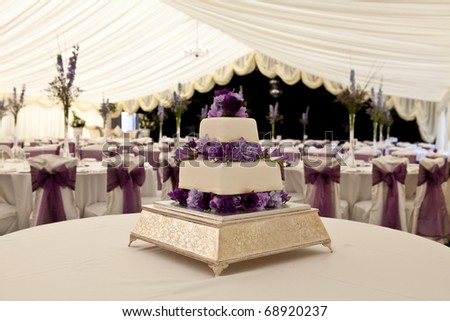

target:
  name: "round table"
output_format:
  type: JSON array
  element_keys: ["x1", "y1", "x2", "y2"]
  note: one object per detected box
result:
[{"x1": 1, "y1": 213, "x2": 449, "y2": 300}]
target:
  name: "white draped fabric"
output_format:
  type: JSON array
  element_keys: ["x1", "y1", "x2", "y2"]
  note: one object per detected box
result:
[{"x1": 1, "y1": 1, "x2": 450, "y2": 145}]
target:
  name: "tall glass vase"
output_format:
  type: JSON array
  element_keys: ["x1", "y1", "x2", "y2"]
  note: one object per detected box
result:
[
  {"x1": 11, "y1": 124, "x2": 21, "y2": 160},
  {"x1": 379, "y1": 123, "x2": 384, "y2": 147},
  {"x1": 60, "y1": 123, "x2": 71, "y2": 157},
  {"x1": 271, "y1": 122, "x2": 275, "y2": 140},
  {"x1": 159, "y1": 124, "x2": 163, "y2": 142},
  {"x1": 347, "y1": 113, "x2": 356, "y2": 168},
  {"x1": 302, "y1": 124, "x2": 307, "y2": 142},
  {"x1": 175, "y1": 116, "x2": 181, "y2": 142},
  {"x1": 372, "y1": 122, "x2": 378, "y2": 150}
]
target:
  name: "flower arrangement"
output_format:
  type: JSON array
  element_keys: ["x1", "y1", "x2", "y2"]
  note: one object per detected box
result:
[
  {"x1": 5, "y1": 85, "x2": 26, "y2": 125},
  {"x1": 366, "y1": 85, "x2": 384, "y2": 124},
  {"x1": 335, "y1": 69, "x2": 368, "y2": 115},
  {"x1": 266, "y1": 102, "x2": 283, "y2": 139},
  {"x1": 0, "y1": 98, "x2": 6, "y2": 124},
  {"x1": 299, "y1": 106, "x2": 310, "y2": 141},
  {"x1": 70, "y1": 110, "x2": 85, "y2": 128},
  {"x1": 171, "y1": 83, "x2": 189, "y2": 137},
  {"x1": 100, "y1": 98, "x2": 116, "y2": 127},
  {"x1": 46, "y1": 45, "x2": 81, "y2": 128},
  {"x1": 139, "y1": 112, "x2": 157, "y2": 130},
  {"x1": 169, "y1": 188, "x2": 290, "y2": 214},
  {"x1": 207, "y1": 88, "x2": 248, "y2": 118}
]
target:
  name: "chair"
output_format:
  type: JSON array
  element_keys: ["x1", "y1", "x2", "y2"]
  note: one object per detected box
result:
[
  {"x1": 84, "y1": 156, "x2": 147, "y2": 217},
  {"x1": 410, "y1": 157, "x2": 450, "y2": 242},
  {"x1": 0, "y1": 145, "x2": 13, "y2": 160},
  {"x1": 303, "y1": 158, "x2": 349, "y2": 219},
  {"x1": 28, "y1": 154, "x2": 80, "y2": 226},
  {"x1": 352, "y1": 156, "x2": 409, "y2": 231}
]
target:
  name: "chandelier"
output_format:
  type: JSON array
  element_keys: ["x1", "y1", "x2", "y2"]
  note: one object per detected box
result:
[{"x1": 184, "y1": 20, "x2": 209, "y2": 58}]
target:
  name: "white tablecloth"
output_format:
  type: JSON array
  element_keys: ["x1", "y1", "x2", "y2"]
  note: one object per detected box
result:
[
  {"x1": 1, "y1": 213, "x2": 449, "y2": 300},
  {"x1": 0, "y1": 160, "x2": 158, "y2": 230}
]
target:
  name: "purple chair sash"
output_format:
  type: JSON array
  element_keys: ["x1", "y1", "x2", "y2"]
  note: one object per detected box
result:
[
  {"x1": 372, "y1": 163, "x2": 407, "y2": 230},
  {"x1": 107, "y1": 165, "x2": 145, "y2": 213},
  {"x1": 304, "y1": 164, "x2": 340, "y2": 218},
  {"x1": 31, "y1": 165, "x2": 76, "y2": 225},
  {"x1": 162, "y1": 162, "x2": 179, "y2": 190},
  {"x1": 416, "y1": 164, "x2": 450, "y2": 238}
]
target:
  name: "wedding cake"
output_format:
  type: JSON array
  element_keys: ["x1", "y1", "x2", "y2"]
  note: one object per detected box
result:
[{"x1": 169, "y1": 88, "x2": 289, "y2": 214}]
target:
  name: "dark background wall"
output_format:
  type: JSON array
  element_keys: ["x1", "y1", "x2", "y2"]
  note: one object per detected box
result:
[{"x1": 144, "y1": 69, "x2": 423, "y2": 143}]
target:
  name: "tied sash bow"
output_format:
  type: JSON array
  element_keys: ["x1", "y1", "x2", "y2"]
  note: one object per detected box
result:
[
  {"x1": 416, "y1": 164, "x2": 450, "y2": 238},
  {"x1": 304, "y1": 165, "x2": 340, "y2": 217},
  {"x1": 31, "y1": 165, "x2": 76, "y2": 225},
  {"x1": 162, "y1": 161, "x2": 179, "y2": 190},
  {"x1": 372, "y1": 163, "x2": 407, "y2": 229},
  {"x1": 107, "y1": 165, "x2": 145, "y2": 213}
]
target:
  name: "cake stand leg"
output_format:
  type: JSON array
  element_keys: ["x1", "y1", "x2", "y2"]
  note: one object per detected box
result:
[
  {"x1": 208, "y1": 263, "x2": 229, "y2": 277},
  {"x1": 322, "y1": 241, "x2": 333, "y2": 253},
  {"x1": 128, "y1": 234, "x2": 138, "y2": 247}
]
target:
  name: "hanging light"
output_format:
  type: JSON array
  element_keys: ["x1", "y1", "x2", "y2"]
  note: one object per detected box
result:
[
  {"x1": 269, "y1": 79, "x2": 283, "y2": 98},
  {"x1": 184, "y1": 20, "x2": 209, "y2": 58}
]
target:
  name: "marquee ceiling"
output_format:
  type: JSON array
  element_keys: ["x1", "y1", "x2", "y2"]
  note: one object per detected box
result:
[{"x1": 1, "y1": 0, "x2": 449, "y2": 110}]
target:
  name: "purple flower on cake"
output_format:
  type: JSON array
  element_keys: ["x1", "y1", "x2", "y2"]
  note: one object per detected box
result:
[
  {"x1": 207, "y1": 88, "x2": 248, "y2": 118},
  {"x1": 210, "y1": 195, "x2": 240, "y2": 214},
  {"x1": 241, "y1": 192, "x2": 269, "y2": 211},
  {"x1": 266, "y1": 190, "x2": 291, "y2": 208},
  {"x1": 200, "y1": 140, "x2": 224, "y2": 161},
  {"x1": 168, "y1": 188, "x2": 189, "y2": 206},
  {"x1": 187, "y1": 189, "x2": 212, "y2": 211}
]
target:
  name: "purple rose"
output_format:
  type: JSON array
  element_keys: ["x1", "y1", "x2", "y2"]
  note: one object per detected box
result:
[
  {"x1": 187, "y1": 139, "x2": 197, "y2": 149},
  {"x1": 168, "y1": 188, "x2": 189, "y2": 206},
  {"x1": 222, "y1": 94, "x2": 242, "y2": 116},
  {"x1": 210, "y1": 195, "x2": 240, "y2": 214},
  {"x1": 239, "y1": 140, "x2": 262, "y2": 162},
  {"x1": 214, "y1": 88, "x2": 231, "y2": 96},
  {"x1": 200, "y1": 141, "x2": 223, "y2": 161},
  {"x1": 241, "y1": 192, "x2": 260, "y2": 211}
]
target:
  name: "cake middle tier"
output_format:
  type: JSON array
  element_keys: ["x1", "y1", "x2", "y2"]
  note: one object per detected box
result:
[{"x1": 178, "y1": 160, "x2": 284, "y2": 195}]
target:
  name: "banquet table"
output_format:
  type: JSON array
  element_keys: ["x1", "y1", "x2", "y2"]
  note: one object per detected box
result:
[
  {"x1": 0, "y1": 160, "x2": 158, "y2": 230},
  {"x1": 1, "y1": 212, "x2": 449, "y2": 300}
]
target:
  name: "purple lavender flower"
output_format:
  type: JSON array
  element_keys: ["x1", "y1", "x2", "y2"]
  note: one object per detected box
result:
[
  {"x1": 256, "y1": 192, "x2": 270, "y2": 208},
  {"x1": 157, "y1": 105, "x2": 165, "y2": 122},
  {"x1": 187, "y1": 189, "x2": 211, "y2": 211},
  {"x1": 350, "y1": 69, "x2": 355, "y2": 93},
  {"x1": 210, "y1": 195, "x2": 240, "y2": 214},
  {"x1": 266, "y1": 190, "x2": 284, "y2": 208},
  {"x1": 168, "y1": 188, "x2": 189, "y2": 206}
]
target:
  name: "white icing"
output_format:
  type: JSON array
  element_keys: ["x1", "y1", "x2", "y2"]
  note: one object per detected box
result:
[
  {"x1": 199, "y1": 118, "x2": 259, "y2": 142},
  {"x1": 178, "y1": 160, "x2": 283, "y2": 195}
]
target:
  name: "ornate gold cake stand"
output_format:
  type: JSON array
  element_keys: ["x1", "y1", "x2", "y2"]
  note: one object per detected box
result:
[{"x1": 129, "y1": 201, "x2": 332, "y2": 276}]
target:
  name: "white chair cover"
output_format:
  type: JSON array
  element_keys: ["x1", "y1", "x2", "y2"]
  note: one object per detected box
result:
[
  {"x1": 84, "y1": 156, "x2": 147, "y2": 217},
  {"x1": 28, "y1": 154, "x2": 79, "y2": 226},
  {"x1": 304, "y1": 158, "x2": 349, "y2": 219},
  {"x1": 0, "y1": 202, "x2": 18, "y2": 235},
  {"x1": 410, "y1": 157, "x2": 450, "y2": 241},
  {"x1": 365, "y1": 156, "x2": 408, "y2": 231},
  {"x1": 0, "y1": 145, "x2": 13, "y2": 160}
]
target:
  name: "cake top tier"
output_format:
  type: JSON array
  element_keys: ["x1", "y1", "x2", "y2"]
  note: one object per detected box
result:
[{"x1": 199, "y1": 117, "x2": 259, "y2": 143}]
